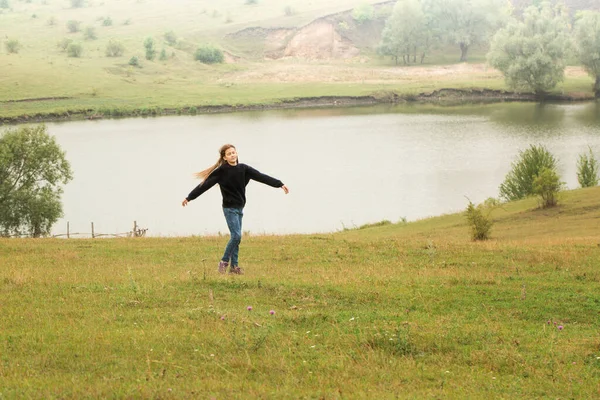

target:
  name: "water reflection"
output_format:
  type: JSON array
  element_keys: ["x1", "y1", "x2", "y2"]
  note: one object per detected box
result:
[{"x1": 41, "y1": 101, "x2": 600, "y2": 236}]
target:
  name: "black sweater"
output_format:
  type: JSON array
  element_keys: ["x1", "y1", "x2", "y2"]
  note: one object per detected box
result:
[{"x1": 186, "y1": 163, "x2": 284, "y2": 208}]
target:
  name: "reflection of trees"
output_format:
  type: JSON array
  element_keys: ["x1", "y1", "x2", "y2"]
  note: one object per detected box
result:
[
  {"x1": 490, "y1": 103, "x2": 566, "y2": 127},
  {"x1": 572, "y1": 102, "x2": 600, "y2": 127}
]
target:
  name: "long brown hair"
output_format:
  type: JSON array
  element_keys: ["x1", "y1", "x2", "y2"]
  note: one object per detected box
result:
[{"x1": 194, "y1": 144, "x2": 236, "y2": 181}]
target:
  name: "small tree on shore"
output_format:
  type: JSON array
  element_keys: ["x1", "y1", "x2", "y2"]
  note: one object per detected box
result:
[
  {"x1": 533, "y1": 167, "x2": 564, "y2": 208},
  {"x1": 576, "y1": 146, "x2": 599, "y2": 188},
  {"x1": 0, "y1": 125, "x2": 73, "y2": 237},
  {"x1": 499, "y1": 144, "x2": 559, "y2": 201},
  {"x1": 465, "y1": 198, "x2": 494, "y2": 241}
]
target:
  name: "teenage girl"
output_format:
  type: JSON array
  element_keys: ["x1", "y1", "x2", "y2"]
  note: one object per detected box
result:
[{"x1": 182, "y1": 144, "x2": 289, "y2": 274}]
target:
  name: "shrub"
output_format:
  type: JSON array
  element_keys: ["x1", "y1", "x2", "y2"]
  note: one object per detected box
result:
[
  {"x1": 164, "y1": 30, "x2": 177, "y2": 46},
  {"x1": 67, "y1": 20, "x2": 81, "y2": 33},
  {"x1": 576, "y1": 146, "x2": 599, "y2": 188},
  {"x1": 159, "y1": 48, "x2": 167, "y2": 61},
  {"x1": 352, "y1": 3, "x2": 374, "y2": 24},
  {"x1": 0, "y1": 0, "x2": 9, "y2": 9},
  {"x1": 5, "y1": 39, "x2": 20, "y2": 54},
  {"x1": 70, "y1": 0, "x2": 84, "y2": 8},
  {"x1": 465, "y1": 199, "x2": 493, "y2": 241},
  {"x1": 47, "y1": 16, "x2": 57, "y2": 26},
  {"x1": 499, "y1": 144, "x2": 558, "y2": 201},
  {"x1": 83, "y1": 26, "x2": 97, "y2": 40},
  {"x1": 144, "y1": 37, "x2": 156, "y2": 60},
  {"x1": 194, "y1": 45, "x2": 224, "y2": 64},
  {"x1": 284, "y1": 5, "x2": 295, "y2": 16},
  {"x1": 128, "y1": 56, "x2": 140, "y2": 66},
  {"x1": 105, "y1": 39, "x2": 124, "y2": 57},
  {"x1": 58, "y1": 38, "x2": 73, "y2": 51},
  {"x1": 533, "y1": 167, "x2": 564, "y2": 208},
  {"x1": 67, "y1": 42, "x2": 83, "y2": 57},
  {"x1": 245, "y1": 0, "x2": 257, "y2": 4},
  {"x1": 102, "y1": 17, "x2": 113, "y2": 26}
]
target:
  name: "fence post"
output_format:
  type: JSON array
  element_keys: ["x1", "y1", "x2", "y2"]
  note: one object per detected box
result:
[
  {"x1": 133, "y1": 221, "x2": 138, "y2": 237},
  {"x1": 91, "y1": 222, "x2": 95, "y2": 239},
  {"x1": 67, "y1": 222, "x2": 70, "y2": 239}
]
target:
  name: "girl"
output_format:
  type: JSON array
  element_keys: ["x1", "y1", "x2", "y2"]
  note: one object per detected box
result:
[{"x1": 182, "y1": 144, "x2": 289, "y2": 274}]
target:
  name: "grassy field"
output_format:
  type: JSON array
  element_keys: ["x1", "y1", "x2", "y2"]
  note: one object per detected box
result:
[
  {"x1": 1, "y1": 0, "x2": 596, "y2": 122},
  {"x1": 1, "y1": 187, "x2": 600, "y2": 397}
]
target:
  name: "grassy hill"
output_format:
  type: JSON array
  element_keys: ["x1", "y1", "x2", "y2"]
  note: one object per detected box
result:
[
  {"x1": 0, "y1": 0, "x2": 597, "y2": 122},
  {"x1": 1, "y1": 187, "x2": 599, "y2": 397}
]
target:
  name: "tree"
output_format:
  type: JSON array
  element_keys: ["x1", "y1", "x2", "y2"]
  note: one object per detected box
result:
[
  {"x1": 576, "y1": 146, "x2": 599, "y2": 187},
  {"x1": 499, "y1": 144, "x2": 558, "y2": 201},
  {"x1": 0, "y1": 0, "x2": 10, "y2": 10},
  {"x1": 67, "y1": 42, "x2": 83, "y2": 57},
  {"x1": 0, "y1": 125, "x2": 73, "y2": 237},
  {"x1": 70, "y1": 0, "x2": 84, "y2": 8},
  {"x1": 83, "y1": 26, "x2": 97, "y2": 40},
  {"x1": 379, "y1": 0, "x2": 428, "y2": 65},
  {"x1": 352, "y1": 2, "x2": 375, "y2": 24},
  {"x1": 487, "y1": 2, "x2": 570, "y2": 96},
  {"x1": 574, "y1": 11, "x2": 600, "y2": 97},
  {"x1": 144, "y1": 37, "x2": 156, "y2": 61},
  {"x1": 533, "y1": 167, "x2": 564, "y2": 208},
  {"x1": 432, "y1": 0, "x2": 510, "y2": 62}
]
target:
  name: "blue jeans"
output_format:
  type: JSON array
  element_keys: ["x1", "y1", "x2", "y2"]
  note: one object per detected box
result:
[{"x1": 222, "y1": 207, "x2": 243, "y2": 266}]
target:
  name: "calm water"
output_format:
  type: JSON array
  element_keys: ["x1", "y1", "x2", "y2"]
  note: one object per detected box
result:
[{"x1": 43, "y1": 101, "x2": 600, "y2": 237}]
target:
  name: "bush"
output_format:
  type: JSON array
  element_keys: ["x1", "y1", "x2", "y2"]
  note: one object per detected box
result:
[
  {"x1": 57, "y1": 38, "x2": 72, "y2": 51},
  {"x1": 284, "y1": 5, "x2": 295, "y2": 16},
  {"x1": 70, "y1": 0, "x2": 84, "y2": 8},
  {"x1": 0, "y1": 0, "x2": 9, "y2": 9},
  {"x1": 105, "y1": 39, "x2": 124, "y2": 57},
  {"x1": 67, "y1": 20, "x2": 81, "y2": 33},
  {"x1": 144, "y1": 37, "x2": 156, "y2": 60},
  {"x1": 5, "y1": 39, "x2": 20, "y2": 54},
  {"x1": 499, "y1": 145, "x2": 558, "y2": 201},
  {"x1": 102, "y1": 17, "x2": 113, "y2": 26},
  {"x1": 83, "y1": 26, "x2": 97, "y2": 40},
  {"x1": 533, "y1": 167, "x2": 564, "y2": 208},
  {"x1": 47, "y1": 16, "x2": 57, "y2": 26},
  {"x1": 465, "y1": 199, "x2": 493, "y2": 241},
  {"x1": 128, "y1": 56, "x2": 140, "y2": 66},
  {"x1": 194, "y1": 45, "x2": 224, "y2": 64},
  {"x1": 67, "y1": 43, "x2": 83, "y2": 57},
  {"x1": 164, "y1": 30, "x2": 177, "y2": 46},
  {"x1": 576, "y1": 146, "x2": 599, "y2": 188},
  {"x1": 159, "y1": 48, "x2": 167, "y2": 61},
  {"x1": 352, "y1": 3, "x2": 374, "y2": 24},
  {"x1": 245, "y1": 0, "x2": 257, "y2": 4}
]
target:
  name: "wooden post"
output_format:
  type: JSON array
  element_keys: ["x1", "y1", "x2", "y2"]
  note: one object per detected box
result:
[
  {"x1": 67, "y1": 222, "x2": 70, "y2": 239},
  {"x1": 91, "y1": 222, "x2": 95, "y2": 239},
  {"x1": 133, "y1": 221, "x2": 137, "y2": 237}
]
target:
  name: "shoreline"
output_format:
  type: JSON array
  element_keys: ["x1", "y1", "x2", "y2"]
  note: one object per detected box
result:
[{"x1": 0, "y1": 88, "x2": 595, "y2": 125}]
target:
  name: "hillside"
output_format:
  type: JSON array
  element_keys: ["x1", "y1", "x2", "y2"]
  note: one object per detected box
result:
[
  {"x1": 1, "y1": 187, "x2": 599, "y2": 397},
  {"x1": 0, "y1": 0, "x2": 597, "y2": 122}
]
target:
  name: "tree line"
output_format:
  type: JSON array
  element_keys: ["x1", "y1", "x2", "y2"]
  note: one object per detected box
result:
[{"x1": 379, "y1": 0, "x2": 600, "y2": 97}]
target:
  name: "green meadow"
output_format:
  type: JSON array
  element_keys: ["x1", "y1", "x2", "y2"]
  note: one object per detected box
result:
[
  {"x1": 1, "y1": 187, "x2": 599, "y2": 398},
  {"x1": 1, "y1": 0, "x2": 596, "y2": 122}
]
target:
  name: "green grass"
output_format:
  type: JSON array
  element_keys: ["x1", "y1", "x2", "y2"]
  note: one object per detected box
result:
[
  {"x1": 1, "y1": 0, "x2": 596, "y2": 122},
  {"x1": 2, "y1": 187, "x2": 600, "y2": 397}
]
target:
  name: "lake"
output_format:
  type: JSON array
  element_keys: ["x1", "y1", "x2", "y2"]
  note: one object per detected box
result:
[{"x1": 43, "y1": 101, "x2": 600, "y2": 237}]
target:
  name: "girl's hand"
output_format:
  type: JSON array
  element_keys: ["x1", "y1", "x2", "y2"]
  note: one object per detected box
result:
[
  {"x1": 281, "y1": 185, "x2": 289, "y2": 194},
  {"x1": 182, "y1": 199, "x2": 189, "y2": 207}
]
